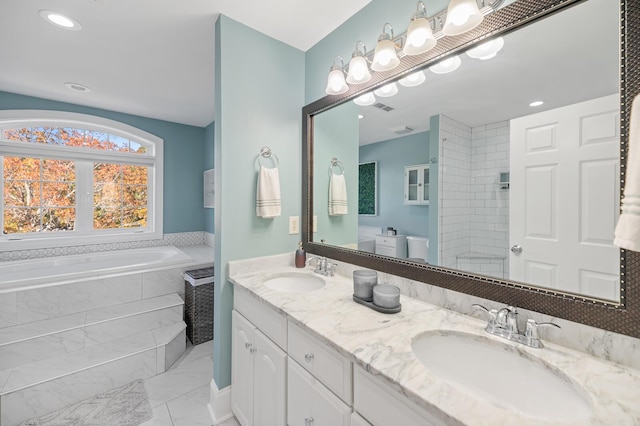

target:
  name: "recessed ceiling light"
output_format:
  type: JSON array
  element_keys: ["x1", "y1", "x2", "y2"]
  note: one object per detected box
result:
[
  {"x1": 529, "y1": 100, "x2": 544, "y2": 107},
  {"x1": 39, "y1": 10, "x2": 82, "y2": 31},
  {"x1": 64, "y1": 82, "x2": 91, "y2": 93}
]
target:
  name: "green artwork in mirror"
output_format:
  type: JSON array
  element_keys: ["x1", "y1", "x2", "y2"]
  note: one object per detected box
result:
[{"x1": 358, "y1": 161, "x2": 377, "y2": 216}]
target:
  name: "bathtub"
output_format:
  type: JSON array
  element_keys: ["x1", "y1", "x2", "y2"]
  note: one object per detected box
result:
[{"x1": 0, "y1": 246, "x2": 194, "y2": 294}]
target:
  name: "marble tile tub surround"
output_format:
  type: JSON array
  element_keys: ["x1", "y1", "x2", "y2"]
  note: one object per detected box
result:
[
  {"x1": 228, "y1": 254, "x2": 640, "y2": 425},
  {"x1": 0, "y1": 231, "x2": 214, "y2": 262}
]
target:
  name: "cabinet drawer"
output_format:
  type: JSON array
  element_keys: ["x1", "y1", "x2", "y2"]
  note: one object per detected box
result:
[
  {"x1": 375, "y1": 236, "x2": 397, "y2": 248},
  {"x1": 288, "y1": 321, "x2": 352, "y2": 404},
  {"x1": 234, "y1": 289, "x2": 287, "y2": 350},
  {"x1": 288, "y1": 359, "x2": 351, "y2": 426},
  {"x1": 354, "y1": 365, "x2": 445, "y2": 426}
]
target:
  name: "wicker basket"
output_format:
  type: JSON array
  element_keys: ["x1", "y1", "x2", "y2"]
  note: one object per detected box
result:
[{"x1": 184, "y1": 267, "x2": 214, "y2": 345}]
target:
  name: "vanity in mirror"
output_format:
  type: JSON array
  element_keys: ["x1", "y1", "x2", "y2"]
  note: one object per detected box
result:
[{"x1": 303, "y1": 0, "x2": 640, "y2": 338}]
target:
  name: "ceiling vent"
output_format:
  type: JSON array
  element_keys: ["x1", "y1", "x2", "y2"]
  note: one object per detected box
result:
[
  {"x1": 390, "y1": 126, "x2": 414, "y2": 135},
  {"x1": 373, "y1": 102, "x2": 394, "y2": 112}
]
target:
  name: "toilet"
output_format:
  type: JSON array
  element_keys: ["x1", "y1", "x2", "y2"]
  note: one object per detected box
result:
[{"x1": 406, "y1": 236, "x2": 429, "y2": 262}]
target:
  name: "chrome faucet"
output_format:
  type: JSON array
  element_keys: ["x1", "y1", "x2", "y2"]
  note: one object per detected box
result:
[
  {"x1": 306, "y1": 256, "x2": 338, "y2": 276},
  {"x1": 472, "y1": 304, "x2": 560, "y2": 348}
]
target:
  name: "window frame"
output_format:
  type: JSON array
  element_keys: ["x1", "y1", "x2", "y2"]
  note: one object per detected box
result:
[{"x1": 0, "y1": 110, "x2": 163, "y2": 251}]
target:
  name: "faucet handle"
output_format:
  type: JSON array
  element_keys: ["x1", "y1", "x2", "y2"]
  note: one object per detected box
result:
[
  {"x1": 472, "y1": 304, "x2": 498, "y2": 330},
  {"x1": 523, "y1": 319, "x2": 561, "y2": 348}
]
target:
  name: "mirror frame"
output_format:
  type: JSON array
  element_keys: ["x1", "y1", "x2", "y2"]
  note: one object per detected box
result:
[{"x1": 302, "y1": 0, "x2": 640, "y2": 338}]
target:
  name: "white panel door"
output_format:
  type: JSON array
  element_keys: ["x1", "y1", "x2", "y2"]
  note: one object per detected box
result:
[
  {"x1": 231, "y1": 311, "x2": 255, "y2": 426},
  {"x1": 510, "y1": 94, "x2": 620, "y2": 300},
  {"x1": 253, "y1": 329, "x2": 287, "y2": 426}
]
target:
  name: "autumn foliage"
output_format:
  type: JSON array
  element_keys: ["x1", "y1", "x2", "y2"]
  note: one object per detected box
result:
[{"x1": 2, "y1": 127, "x2": 148, "y2": 234}]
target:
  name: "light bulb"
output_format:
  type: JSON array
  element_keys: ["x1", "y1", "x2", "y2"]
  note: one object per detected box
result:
[
  {"x1": 373, "y1": 82, "x2": 398, "y2": 98},
  {"x1": 399, "y1": 71, "x2": 426, "y2": 87},
  {"x1": 347, "y1": 55, "x2": 371, "y2": 84},
  {"x1": 429, "y1": 56, "x2": 461, "y2": 74},
  {"x1": 353, "y1": 92, "x2": 376, "y2": 106}
]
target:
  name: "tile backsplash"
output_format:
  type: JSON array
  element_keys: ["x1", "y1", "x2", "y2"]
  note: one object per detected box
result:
[{"x1": 0, "y1": 232, "x2": 207, "y2": 262}]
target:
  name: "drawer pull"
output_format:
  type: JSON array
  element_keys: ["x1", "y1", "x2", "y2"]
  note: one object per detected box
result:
[
  {"x1": 304, "y1": 353, "x2": 315, "y2": 363},
  {"x1": 304, "y1": 417, "x2": 315, "y2": 426},
  {"x1": 245, "y1": 342, "x2": 252, "y2": 350},
  {"x1": 250, "y1": 347, "x2": 257, "y2": 355}
]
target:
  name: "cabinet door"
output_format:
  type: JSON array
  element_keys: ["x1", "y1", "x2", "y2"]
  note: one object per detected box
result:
[
  {"x1": 232, "y1": 311, "x2": 255, "y2": 426},
  {"x1": 288, "y1": 360, "x2": 351, "y2": 426},
  {"x1": 253, "y1": 329, "x2": 287, "y2": 426},
  {"x1": 422, "y1": 166, "x2": 430, "y2": 203},
  {"x1": 404, "y1": 167, "x2": 420, "y2": 204}
]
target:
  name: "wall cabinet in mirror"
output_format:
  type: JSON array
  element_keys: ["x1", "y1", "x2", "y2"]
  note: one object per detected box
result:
[{"x1": 404, "y1": 164, "x2": 429, "y2": 205}]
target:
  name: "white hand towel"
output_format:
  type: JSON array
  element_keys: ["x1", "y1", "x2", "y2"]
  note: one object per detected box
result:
[
  {"x1": 615, "y1": 94, "x2": 640, "y2": 251},
  {"x1": 256, "y1": 166, "x2": 281, "y2": 218},
  {"x1": 329, "y1": 173, "x2": 348, "y2": 216}
]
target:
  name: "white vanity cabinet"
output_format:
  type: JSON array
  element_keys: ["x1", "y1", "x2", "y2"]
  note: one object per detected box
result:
[
  {"x1": 375, "y1": 234, "x2": 407, "y2": 258},
  {"x1": 288, "y1": 360, "x2": 351, "y2": 426},
  {"x1": 232, "y1": 291, "x2": 287, "y2": 426},
  {"x1": 354, "y1": 365, "x2": 445, "y2": 426},
  {"x1": 404, "y1": 164, "x2": 430, "y2": 205},
  {"x1": 287, "y1": 321, "x2": 352, "y2": 425}
]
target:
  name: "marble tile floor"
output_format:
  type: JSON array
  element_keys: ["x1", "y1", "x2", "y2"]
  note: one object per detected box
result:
[{"x1": 139, "y1": 340, "x2": 239, "y2": 426}]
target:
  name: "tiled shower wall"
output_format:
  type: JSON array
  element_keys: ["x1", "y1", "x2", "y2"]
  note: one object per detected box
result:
[
  {"x1": 438, "y1": 115, "x2": 510, "y2": 278},
  {"x1": 438, "y1": 115, "x2": 472, "y2": 269},
  {"x1": 0, "y1": 232, "x2": 208, "y2": 262},
  {"x1": 468, "y1": 121, "x2": 510, "y2": 278}
]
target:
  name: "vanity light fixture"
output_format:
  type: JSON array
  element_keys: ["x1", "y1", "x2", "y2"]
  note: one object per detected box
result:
[
  {"x1": 442, "y1": 0, "x2": 484, "y2": 36},
  {"x1": 466, "y1": 37, "x2": 504, "y2": 60},
  {"x1": 353, "y1": 92, "x2": 377, "y2": 106},
  {"x1": 399, "y1": 70, "x2": 426, "y2": 87},
  {"x1": 403, "y1": 1, "x2": 437, "y2": 56},
  {"x1": 530, "y1": 100, "x2": 544, "y2": 107},
  {"x1": 373, "y1": 82, "x2": 399, "y2": 98},
  {"x1": 429, "y1": 56, "x2": 461, "y2": 74},
  {"x1": 371, "y1": 23, "x2": 400, "y2": 72},
  {"x1": 325, "y1": 56, "x2": 349, "y2": 95},
  {"x1": 39, "y1": 10, "x2": 82, "y2": 31},
  {"x1": 347, "y1": 41, "x2": 372, "y2": 85}
]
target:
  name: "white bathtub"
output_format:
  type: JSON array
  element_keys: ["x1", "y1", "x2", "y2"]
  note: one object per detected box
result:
[{"x1": 0, "y1": 246, "x2": 194, "y2": 294}]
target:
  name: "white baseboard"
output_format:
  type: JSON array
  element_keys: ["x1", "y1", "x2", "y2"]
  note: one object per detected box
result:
[{"x1": 207, "y1": 378, "x2": 233, "y2": 425}]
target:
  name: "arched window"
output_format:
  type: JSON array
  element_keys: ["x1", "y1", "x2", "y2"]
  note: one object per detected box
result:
[{"x1": 0, "y1": 110, "x2": 163, "y2": 250}]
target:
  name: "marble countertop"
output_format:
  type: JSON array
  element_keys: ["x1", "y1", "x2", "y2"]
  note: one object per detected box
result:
[{"x1": 229, "y1": 263, "x2": 640, "y2": 426}]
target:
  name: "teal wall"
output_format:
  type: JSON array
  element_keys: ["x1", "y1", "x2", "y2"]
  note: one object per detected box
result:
[
  {"x1": 0, "y1": 90, "x2": 208, "y2": 233},
  {"x1": 313, "y1": 102, "x2": 359, "y2": 247},
  {"x1": 213, "y1": 15, "x2": 305, "y2": 388},
  {"x1": 359, "y1": 131, "x2": 429, "y2": 237},
  {"x1": 204, "y1": 121, "x2": 215, "y2": 234}
]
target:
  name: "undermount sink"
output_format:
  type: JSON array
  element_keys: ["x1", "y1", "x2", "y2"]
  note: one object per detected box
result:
[
  {"x1": 263, "y1": 272, "x2": 325, "y2": 293},
  {"x1": 412, "y1": 331, "x2": 592, "y2": 422}
]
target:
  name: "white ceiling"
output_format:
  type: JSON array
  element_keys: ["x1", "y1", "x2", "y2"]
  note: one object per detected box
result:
[{"x1": 0, "y1": 0, "x2": 370, "y2": 127}]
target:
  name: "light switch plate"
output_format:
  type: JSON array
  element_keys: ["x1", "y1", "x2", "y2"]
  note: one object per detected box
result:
[{"x1": 289, "y1": 216, "x2": 299, "y2": 234}]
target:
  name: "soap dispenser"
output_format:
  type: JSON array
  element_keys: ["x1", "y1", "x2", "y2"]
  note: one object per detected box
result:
[{"x1": 295, "y1": 242, "x2": 306, "y2": 268}]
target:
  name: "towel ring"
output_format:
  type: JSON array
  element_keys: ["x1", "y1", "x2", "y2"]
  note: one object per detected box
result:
[
  {"x1": 258, "y1": 146, "x2": 279, "y2": 169},
  {"x1": 330, "y1": 157, "x2": 344, "y2": 175}
]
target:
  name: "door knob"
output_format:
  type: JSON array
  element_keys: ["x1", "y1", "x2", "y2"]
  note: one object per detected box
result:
[{"x1": 511, "y1": 245, "x2": 523, "y2": 254}]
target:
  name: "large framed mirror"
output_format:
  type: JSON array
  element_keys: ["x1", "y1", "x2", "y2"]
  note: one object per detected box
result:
[{"x1": 302, "y1": 0, "x2": 640, "y2": 338}]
